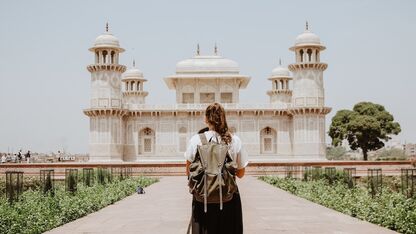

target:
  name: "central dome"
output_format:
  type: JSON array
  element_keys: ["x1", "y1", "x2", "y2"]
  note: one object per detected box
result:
[{"x1": 176, "y1": 55, "x2": 239, "y2": 74}]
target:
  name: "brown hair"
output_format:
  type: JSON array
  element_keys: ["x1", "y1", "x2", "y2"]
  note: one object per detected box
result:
[{"x1": 205, "y1": 103, "x2": 232, "y2": 144}]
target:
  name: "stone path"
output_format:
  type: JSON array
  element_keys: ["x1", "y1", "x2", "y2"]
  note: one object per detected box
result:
[{"x1": 46, "y1": 176, "x2": 396, "y2": 234}]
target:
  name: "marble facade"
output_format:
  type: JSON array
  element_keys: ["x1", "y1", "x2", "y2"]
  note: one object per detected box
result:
[{"x1": 84, "y1": 23, "x2": 331, "y2": 162}]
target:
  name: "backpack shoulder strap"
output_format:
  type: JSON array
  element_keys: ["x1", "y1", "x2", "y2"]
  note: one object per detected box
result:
[{"x1": 199, "y1": 133, "x2": 208, "y2": 145}]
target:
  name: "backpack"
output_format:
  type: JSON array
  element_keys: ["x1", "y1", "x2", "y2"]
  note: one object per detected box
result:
[
  {"x1": 188, "y1": 133, "x2": 238, "y2": 213},
  {"x1": 136, "y1": 186, "x2": 145, "y2": 194}
]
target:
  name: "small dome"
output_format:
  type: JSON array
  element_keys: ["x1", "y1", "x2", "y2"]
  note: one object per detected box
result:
[
  {"x1": 122, "y1": 67, "x2": 144, "y2": 80},
  {"x1": 176, "y1": 55, "x2": 239, "y2": 74},
  {"x1": 295, "y1": 30, "x2": 321, "y2": 46},
  {"x1": 271, "y1": 66, "x2": 291, "y2": 78},
  {"x1": 290, "y1": 23, "x2": 326, "y2": 51},
  {"x1": 89, "y1": 32, "x2": 125, "y2": 52},
  {"x1": 95, "y1": 33, "x2": 119, "y2": 46}
]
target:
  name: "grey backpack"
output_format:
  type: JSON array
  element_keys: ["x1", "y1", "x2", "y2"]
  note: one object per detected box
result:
[{"x1": 188, "y1": 133, "x2": 238, "y2": 212}]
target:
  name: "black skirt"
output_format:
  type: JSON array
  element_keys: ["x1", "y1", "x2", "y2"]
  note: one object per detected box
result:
[{"x1": 191, "y1": 191, "x2": 243, "y2": 234}]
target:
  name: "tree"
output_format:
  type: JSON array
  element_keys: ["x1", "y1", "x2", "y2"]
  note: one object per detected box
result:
[{"x1": 329, "y1": 102, "x2": 401, "y2": 160}]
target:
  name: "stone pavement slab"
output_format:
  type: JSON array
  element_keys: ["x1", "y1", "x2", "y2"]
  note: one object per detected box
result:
[{"x1": 46, "y1": 176, "x2": 396, "y2": 234}]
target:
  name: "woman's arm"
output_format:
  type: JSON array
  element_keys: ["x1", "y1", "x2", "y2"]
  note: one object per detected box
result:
[
  {"x1": 236, "y1": 168, "x2": 245, "y2": 178},
  {"x1": 186, "y1": 160, "x2": 191, "y2": 177}
]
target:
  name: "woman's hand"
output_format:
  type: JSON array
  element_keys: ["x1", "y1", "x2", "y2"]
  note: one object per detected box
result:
[
  {"x1": 186, "y1": 160, "x2": 191, "y2": 177},
  {"x1": 236, "y1": 168, "x2": 245, "y2": 178}
]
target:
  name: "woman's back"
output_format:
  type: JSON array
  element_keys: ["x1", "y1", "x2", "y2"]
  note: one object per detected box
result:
[
  {"x1": 186, "y1": 103, "x2": 247, "y2": 234},
  {"x1": 185, "y1": 130, "x2": 248, "y2": 170}
]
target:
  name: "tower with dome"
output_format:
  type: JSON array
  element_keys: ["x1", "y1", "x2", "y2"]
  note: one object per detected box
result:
[{"x1": 84, "y1": 23, "x2": 331, "y2": 162}]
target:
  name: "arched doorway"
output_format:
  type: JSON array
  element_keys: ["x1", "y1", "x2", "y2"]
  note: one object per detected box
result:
[
  {"x1": 139, "y1": 127, "x2": 155, "y2": 154},
  {"x1": 260, "y1": 127, "x2": 277, "y2": 154}
]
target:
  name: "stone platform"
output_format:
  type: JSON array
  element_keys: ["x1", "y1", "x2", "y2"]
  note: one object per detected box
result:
[{"x1": 0, "y1": 160, "x2": 412, "y2": 177}]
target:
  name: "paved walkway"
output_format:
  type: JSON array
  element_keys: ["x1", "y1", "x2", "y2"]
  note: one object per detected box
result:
[{"x1": 46, "y1": 176, "x2": 396, "y2": 234}]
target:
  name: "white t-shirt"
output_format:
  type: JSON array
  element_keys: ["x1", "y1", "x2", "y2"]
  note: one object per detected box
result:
[{"x1": 184, "y1": 130, "x2": 249, "y2": 169}]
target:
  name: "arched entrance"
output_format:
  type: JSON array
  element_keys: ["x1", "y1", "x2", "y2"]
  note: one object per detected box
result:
[
  {"x1": 260, "y1": 127, "x2": 277, "y2": 154},
  {"x1": 139, "y1": 127, "x2": 155, "y2": 154}
]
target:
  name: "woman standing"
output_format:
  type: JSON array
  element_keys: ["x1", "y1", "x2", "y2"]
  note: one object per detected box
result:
[{"x1": 185, "y1": 103, "x2": 248, "y2": 234}]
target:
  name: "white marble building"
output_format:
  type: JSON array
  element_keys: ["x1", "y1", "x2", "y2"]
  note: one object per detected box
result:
[{"x1": 84, "y1": 23, "x2": 331, "y2": 162}]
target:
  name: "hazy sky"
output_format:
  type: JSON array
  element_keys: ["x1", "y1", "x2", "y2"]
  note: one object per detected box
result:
[{"x1": 0, "y1": 0, "x2": 415, "y2": 154}]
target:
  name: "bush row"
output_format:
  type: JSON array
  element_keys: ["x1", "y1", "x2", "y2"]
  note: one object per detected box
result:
[
  {"x1": 0, "y1": 176, "x2": 158, "y2": 234},
  {"x1": 259, "y1": 176, "x2": 416, "y2": 234},
  {"x1": 0, "y1": 176, "x2": 42, "y2": 196}
]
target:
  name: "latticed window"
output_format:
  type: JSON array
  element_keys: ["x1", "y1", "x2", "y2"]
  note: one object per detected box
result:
[
  {"x1": 182, "y1": 93, "x2": 194, "y2": 104},
  {"x1": 140, "y1": 127, "x2": 154, "y2": 154},
  {"x1": 200, "y1": 93, "x2": 215, "y2": 103},
  {"x1": 220, "y1": 93, "x2": 232, "y2": 103},
  {"x1": 260, "y1": 127, "x2": 276, "y2": 154},
  {"x1": 264, "y1": 138, "x2": 272, "y2": 152},
  {"x1": 144, "y1": 139, "x2": 152, "y2": 152}
]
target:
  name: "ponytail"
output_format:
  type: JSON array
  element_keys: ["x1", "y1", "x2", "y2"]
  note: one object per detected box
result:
[{"x1": 205, "y1": 103, "x2": 232, "y2": 144}]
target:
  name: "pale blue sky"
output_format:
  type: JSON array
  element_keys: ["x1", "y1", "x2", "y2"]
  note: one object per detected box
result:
[{"x1": 0, "y1": 0, "x2": 415, "y2": 153}]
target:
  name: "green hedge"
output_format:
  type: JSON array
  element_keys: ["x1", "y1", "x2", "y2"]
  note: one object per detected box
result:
[
  {"x1": 259, "y1": 176, "x2": 416, "y2": 234},
  {"x1": 0, "y1": 176, "x2": 158, "y2": 234}
]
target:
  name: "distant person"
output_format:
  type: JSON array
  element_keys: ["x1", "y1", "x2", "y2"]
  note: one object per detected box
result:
[
  {"x1": 25, "y1": 150, "x2": 31, "y2": 163},
  {"x1": 185, "y1": 103, "x2": 248, "y2": 234},
  {"x1": 1, "y1": 154, "x2": 6, "y2": 163},
  {"x1": 17, "y1": 150, "x2": 22, "y2": 163}
]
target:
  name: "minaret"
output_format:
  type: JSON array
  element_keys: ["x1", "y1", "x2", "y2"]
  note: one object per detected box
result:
[
  {"x1": 267, "y1": 59, "x2": 292, "y2": 108},
  {"x1": 83, "y1": 24, "x2": 127, "y2": 162},
  {"x1": 288, "y1": 22, "x2": 331, "y2": 159},
  {"x1": 122, "y1": 60, "x2": 148, "y2": 107}
]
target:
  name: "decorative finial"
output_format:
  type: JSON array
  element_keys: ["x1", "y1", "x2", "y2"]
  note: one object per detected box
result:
[
  {"x1": 133, "y1": 59, "x2": 136, "y2": 67},
  {"x1": 106, "y1": 22, "x2": 109, "y2": 32},
  {"x1": 214, "y1": 42, "x2": 218, "y2": 55},
  {"x1": 197, "y1": 43, "x2": 200, "y2": 56},
  {"x1": 279, "y1": 58, "x2": 282, "y2": 66},
  {"x1": 306, "y1": 21, "x2": 309, "y2": 31}
]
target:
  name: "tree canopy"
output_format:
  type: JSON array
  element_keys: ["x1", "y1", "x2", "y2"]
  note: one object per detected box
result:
[{"x1": 328, "y1": 102, "x2": 401, "y2": 160}]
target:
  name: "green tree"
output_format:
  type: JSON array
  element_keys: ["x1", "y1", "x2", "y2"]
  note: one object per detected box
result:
[{"x1": 329, "y1": 102, "x2": 401, "y2": 160}]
